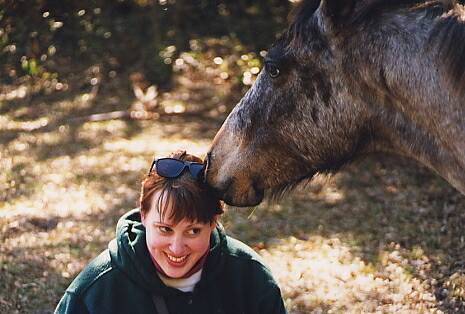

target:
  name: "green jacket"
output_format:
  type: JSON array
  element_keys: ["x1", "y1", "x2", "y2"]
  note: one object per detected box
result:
[{"x1": 55, "y1": 209, "x2": 287, "y2": 314}]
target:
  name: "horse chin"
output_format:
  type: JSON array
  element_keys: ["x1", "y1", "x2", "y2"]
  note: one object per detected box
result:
[
  {"x1": 222, "y1": 185, "x2": 265, "y2": 207},
  {"x1": 268, "y1": 170, "x2": 318, "y2": 201}
]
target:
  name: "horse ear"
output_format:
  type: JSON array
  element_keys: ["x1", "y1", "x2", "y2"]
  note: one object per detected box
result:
[{"x1": 318, "y1": 0, "x2": 355, "y2": 31}]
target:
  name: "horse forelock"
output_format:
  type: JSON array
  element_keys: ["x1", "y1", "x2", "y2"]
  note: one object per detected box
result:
[{"x1": 285, "y1": 0, "x2": 321, "y2": 51}]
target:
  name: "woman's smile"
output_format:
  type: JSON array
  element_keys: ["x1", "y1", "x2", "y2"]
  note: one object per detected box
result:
[{"x1": 165, "y1": 252, "x2": 189, "y2": 265}]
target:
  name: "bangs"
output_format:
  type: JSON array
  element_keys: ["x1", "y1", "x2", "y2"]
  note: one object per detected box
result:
[{"x1": 153, "y1": 180, "x2": 221, "y2": 225}]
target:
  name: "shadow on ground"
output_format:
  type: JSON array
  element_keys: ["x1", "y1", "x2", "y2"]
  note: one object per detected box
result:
[{"x1": 223, "y1": 155, "x2": 465, "y2": 312}]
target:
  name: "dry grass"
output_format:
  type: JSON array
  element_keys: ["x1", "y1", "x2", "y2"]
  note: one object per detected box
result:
[
  {"x1": 1, "y1": 58, "x2": 464, "y2": 314},
  {"x1": 222, "y1": 160, "x2": 465, "y2": 313}
]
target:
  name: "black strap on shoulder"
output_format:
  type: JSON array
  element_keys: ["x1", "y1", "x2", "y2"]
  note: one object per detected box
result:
[{"x1": 152, "y1": 295, "x2": 169, "y2": 314}]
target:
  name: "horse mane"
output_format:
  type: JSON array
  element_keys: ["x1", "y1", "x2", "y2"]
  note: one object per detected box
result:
[
  {"x1": 284, "y1": 1, "x2": 443, "y2": 49},
  {"x1": 428, "y1": 4, "x2": 465, "y2": 87},
  {"x1": 287, "y1": 0, "x2": 465, "y2": 88}
]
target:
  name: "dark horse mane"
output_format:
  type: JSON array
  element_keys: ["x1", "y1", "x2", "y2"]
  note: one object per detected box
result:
[{"x1": 287, "y1": 0, "x2": 465, "y2": 88}]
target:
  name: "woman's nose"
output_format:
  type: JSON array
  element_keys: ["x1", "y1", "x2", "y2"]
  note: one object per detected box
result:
[{"x1": 169, "y1": 236, "x2": 186, "y2": 255}]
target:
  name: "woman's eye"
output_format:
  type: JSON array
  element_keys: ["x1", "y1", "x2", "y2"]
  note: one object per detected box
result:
[
  {"x1": 266, "y1": 62, "x2": 280, "y2": 78},
  {"x1": 158, "y1": 226, "x2": 172, "y2": 233},
  {"x1": 187, "y1": 228, "x2": 201, "y2": 236}
]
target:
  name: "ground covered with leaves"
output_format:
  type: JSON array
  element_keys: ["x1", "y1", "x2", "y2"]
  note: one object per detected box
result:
[{"x1": 1, "y1": 42, "x2": 465, "y2": 314}]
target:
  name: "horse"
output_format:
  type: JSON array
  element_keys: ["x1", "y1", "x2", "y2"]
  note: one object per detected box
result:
[{"x1": 205, "y1": 0, "x2": 465, "y2": 207}]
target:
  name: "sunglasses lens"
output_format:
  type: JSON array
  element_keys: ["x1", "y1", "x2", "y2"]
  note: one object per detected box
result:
[
  {"x1": 189, "y1": 163, "x2": 204, "y2": 179},
  {"x1": 156, "y1": 159, "x2": 185, "y2": 177}
]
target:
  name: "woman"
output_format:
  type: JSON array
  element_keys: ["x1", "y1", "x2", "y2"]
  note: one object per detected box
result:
[{"x1": 55, "y1": 151, "x2": 287, "y2": 314}]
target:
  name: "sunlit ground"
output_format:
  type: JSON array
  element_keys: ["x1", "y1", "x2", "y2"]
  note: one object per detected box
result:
[
  {"x1": 1, "y1": 56, "x2": 465, "y2": 313},
  {"x1": 222, "y1": 172, "x2": 465, "y2": 314}
]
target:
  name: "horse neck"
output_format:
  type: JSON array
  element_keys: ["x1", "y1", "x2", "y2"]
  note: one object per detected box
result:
[
  {"x1": 352, "y1": 8, "x2": 465, "y2": 194},
  {"x1": 371, "y1": 97, "x2": 464, "y2": 178},
  {"x1": 365, "y1": 55, "x2": 465, "y2": 194}
]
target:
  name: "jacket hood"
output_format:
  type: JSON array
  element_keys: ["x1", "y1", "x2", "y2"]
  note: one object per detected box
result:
[{"x1": 109, "y1": 209, "x2": 226, "y2": 296}]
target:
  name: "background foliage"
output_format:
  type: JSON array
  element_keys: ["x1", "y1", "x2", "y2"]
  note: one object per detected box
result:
[{"x1": 1, "y1": 0, "x2": 288, "y2": 91}]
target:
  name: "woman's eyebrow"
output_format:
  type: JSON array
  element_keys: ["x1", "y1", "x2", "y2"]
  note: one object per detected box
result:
[{"x1": 154, "y1": 221, "x2": 174, "y2": 227}]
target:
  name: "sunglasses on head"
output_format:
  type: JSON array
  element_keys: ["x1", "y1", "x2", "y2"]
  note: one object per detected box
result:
[{"x1": 149, "y1": 157, "x2": 204, "y2": 180}]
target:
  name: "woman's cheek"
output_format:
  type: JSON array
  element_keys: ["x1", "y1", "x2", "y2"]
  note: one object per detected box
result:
[
  {"x1": 190, "y1": 233, "x2": 210, "y2": 252},
  {"x1": 147, "y1": 230, "x2": 165, "y2": 249}
]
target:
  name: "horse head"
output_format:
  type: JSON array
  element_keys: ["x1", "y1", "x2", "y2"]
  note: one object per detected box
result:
[{"x1": 206, "y1": 0, "x2": 465, "y2": 206}]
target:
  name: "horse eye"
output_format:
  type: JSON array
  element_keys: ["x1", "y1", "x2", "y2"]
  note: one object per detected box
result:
[{"x1": 266, "y1": 63, "x2": 280, "y2": 78}]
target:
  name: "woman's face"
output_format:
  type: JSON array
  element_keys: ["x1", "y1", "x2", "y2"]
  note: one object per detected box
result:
[{"x1": 141, "y1": 191, "x2": 216, "y2": 278}]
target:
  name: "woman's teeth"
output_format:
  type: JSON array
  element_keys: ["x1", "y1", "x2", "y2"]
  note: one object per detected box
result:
[{"x1": 167, "y1": 254, "x2": 187, "y2": 263}]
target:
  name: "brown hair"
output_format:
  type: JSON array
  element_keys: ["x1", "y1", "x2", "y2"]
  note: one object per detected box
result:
[{"x1": 140, "y1": 150, "x2": 223, "y2": 224}]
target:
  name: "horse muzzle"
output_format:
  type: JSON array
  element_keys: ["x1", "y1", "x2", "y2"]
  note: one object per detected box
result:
[{"x1": 205, "y1": 152, "x2": 265, "y2": 207}]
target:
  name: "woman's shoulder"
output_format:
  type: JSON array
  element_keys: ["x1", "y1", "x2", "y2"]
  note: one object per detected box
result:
[
  {"x1": 65, "y1": 248, "x2": 116, "y2": 297},
  {"x1": 222, "y1": 234, "x2": 270, "y2": 270},
  {"x1": 215, "y1": 225, "x2": 261, "y2": 261},
  {"x1": 220, "y1": 234, "x2": 280, "y2": 288}
]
